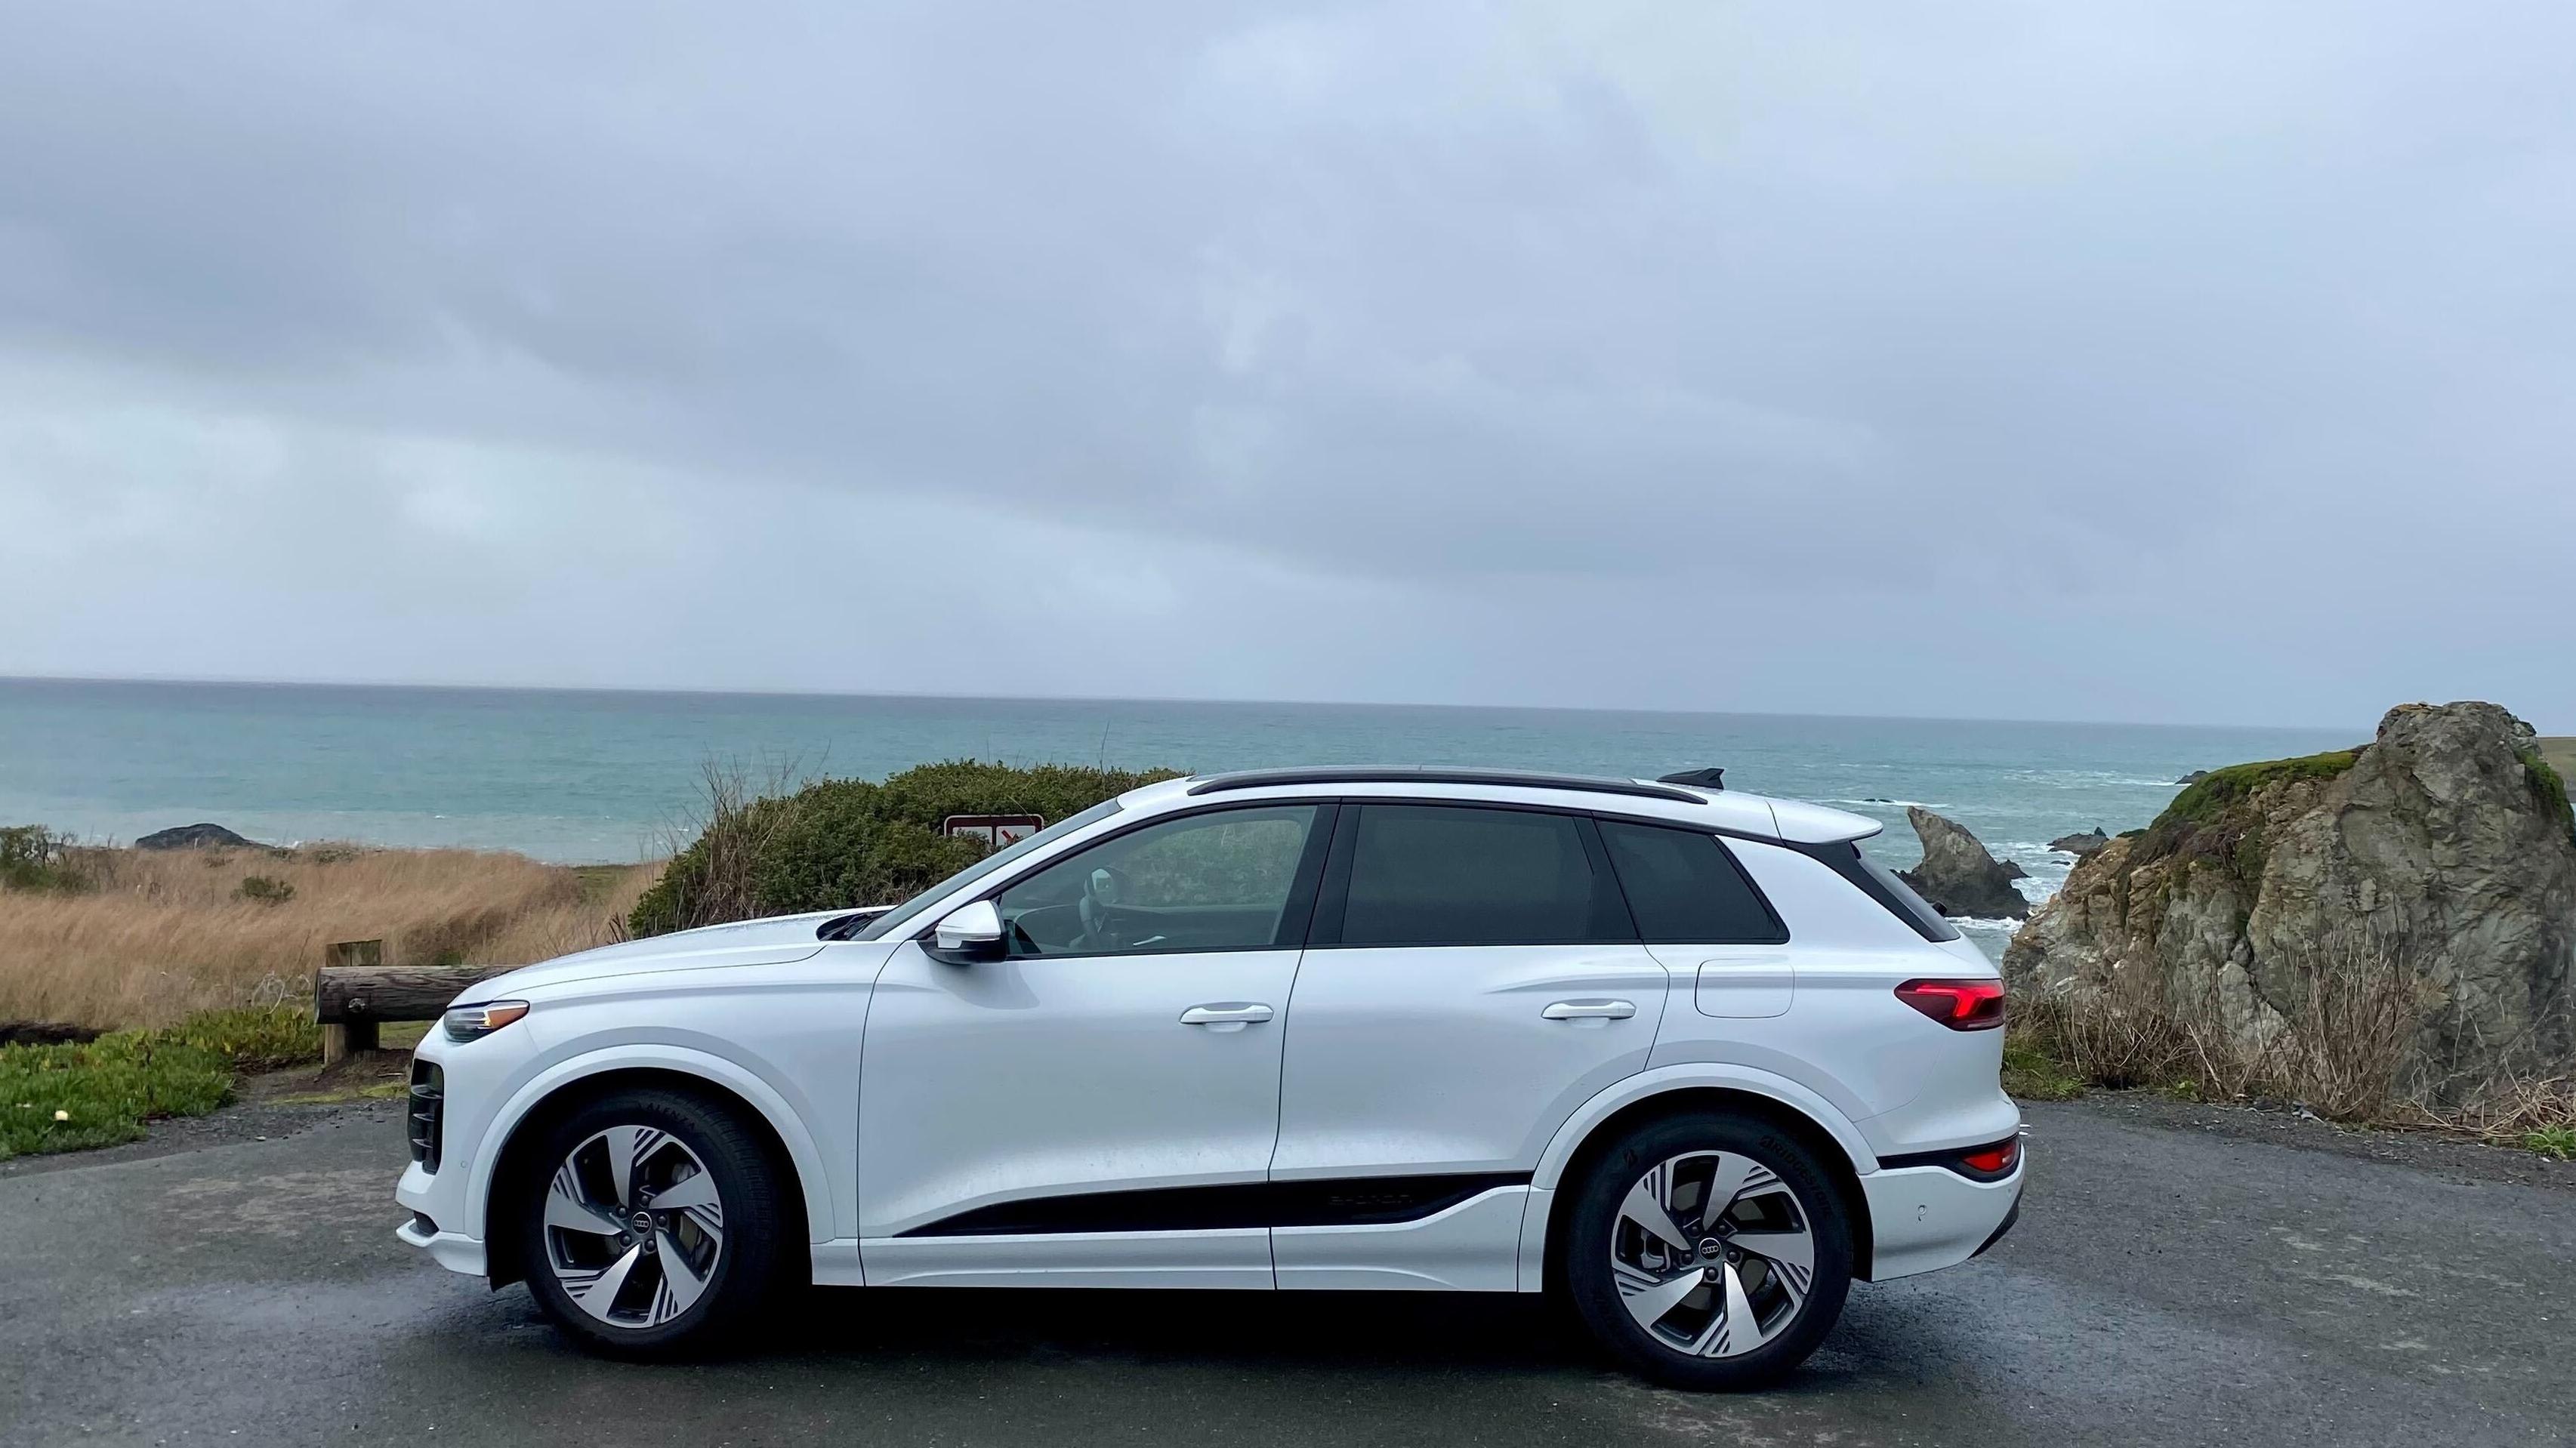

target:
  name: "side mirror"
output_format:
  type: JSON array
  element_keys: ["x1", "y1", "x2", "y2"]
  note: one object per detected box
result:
[{"x1": 930, "y1": 899, "x2": 1006, "y2": 963}]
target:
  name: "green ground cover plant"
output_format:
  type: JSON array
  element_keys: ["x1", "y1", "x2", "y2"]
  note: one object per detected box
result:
[{"x1": 0, "y1": 1005, "x2": 322, "y2": 1159}]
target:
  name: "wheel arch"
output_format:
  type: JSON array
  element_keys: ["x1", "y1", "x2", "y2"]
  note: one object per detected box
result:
[
  {"x1": 1527, "y1": 1070, "x2": 1879, "y2": 1289},
  {"x1": 470, "y1": 1051, "x2": 828, "y2": 1288}
]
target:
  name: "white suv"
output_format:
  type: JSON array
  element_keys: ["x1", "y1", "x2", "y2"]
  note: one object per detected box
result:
[{"x1": 396, "y1": 768, "x2": 2023, "y2": 1389}]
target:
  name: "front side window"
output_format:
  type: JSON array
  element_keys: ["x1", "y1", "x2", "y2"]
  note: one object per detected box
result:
[
  {"x1": 996, "y1": 805, "x2": 1324, "y2": 957},
  {"x1": 1598, "y1": 820, "x2": 1788, "y2": 944},
  {"x1": 1336, "y1": 804, "x2": 1630, "y2": 947}
]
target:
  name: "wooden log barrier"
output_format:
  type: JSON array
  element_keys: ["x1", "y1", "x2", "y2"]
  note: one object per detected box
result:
[{"x1": 315, "y1": 947, "x2": 508, "y2": 1064}]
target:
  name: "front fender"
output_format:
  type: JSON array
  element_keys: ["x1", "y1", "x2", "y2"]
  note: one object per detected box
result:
[{"x1": 464, "y1": 1043, "x2": 838, "y2": 1249}]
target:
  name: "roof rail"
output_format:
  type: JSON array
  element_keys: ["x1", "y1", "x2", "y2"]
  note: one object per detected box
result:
[{"x1": 1183, "y1": 767, "x2": 1704, "y2": 804}]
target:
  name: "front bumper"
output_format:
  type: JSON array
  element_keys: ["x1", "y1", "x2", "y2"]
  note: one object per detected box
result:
[
  {"x1": 391, "y1": 1022, "x2": 541, "y2": 1280},
  {"x1": 1859, "y1": 1161, "x2": 2025, "y2": 1280},
  {"x1": 394, "y1": 1194, "x2": 489, "y2": 1277}
]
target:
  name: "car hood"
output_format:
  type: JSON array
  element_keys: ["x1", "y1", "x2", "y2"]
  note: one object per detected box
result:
[{"x1": 460, "y1": 908, "x2": 854, "y2": 1000}]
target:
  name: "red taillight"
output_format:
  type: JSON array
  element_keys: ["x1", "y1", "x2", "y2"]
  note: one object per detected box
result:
[
  {"x1": 1958, "y1": 1138, "x2": 2020, "y2": 1175},
  {"x1": 1895, "y1": 978, "x2": 2006, "y2": 1030}
]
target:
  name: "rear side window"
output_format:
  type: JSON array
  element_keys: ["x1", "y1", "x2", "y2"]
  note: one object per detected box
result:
[
  {"x1": 1824, "y1": 843, "x2": 1962, "y2": 942},
  {"x1": 1337, "y1": 805, "x2": 1630, "y2": 947},
  {"x1": 1597, "y1": 821, "x2": 1788, "y2": 944}
]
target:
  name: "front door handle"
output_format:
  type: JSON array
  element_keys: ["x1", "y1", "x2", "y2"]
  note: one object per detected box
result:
[
  {"x1": 1180, "y1": 1003, "x2": 1275, "y2": 1032},
  {"x1": 1542, "y1": 999, "x2": 1637, "y2": 1023}
]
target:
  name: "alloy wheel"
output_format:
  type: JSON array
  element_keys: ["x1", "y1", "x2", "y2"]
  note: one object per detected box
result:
[
  {"x1": 541, "y1": 1125, "x2": 726, "y2": 1329},
  {"x1": 1609, "y1": 1150, "x2": 1816, "y2": 1358}
]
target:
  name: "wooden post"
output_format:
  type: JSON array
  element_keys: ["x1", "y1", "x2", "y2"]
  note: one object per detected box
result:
[{"x1": 319, "y1": 940, "x2": 384, "y2": 1064}]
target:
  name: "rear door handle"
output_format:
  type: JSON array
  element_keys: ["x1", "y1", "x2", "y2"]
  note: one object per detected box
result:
[
  {"x1": 1180, "y1": 1003, "x2": 1275, "y2": 1032},
  {"x1": 1542, "y1": 999, "x2": 1637, "y2": 1021}
]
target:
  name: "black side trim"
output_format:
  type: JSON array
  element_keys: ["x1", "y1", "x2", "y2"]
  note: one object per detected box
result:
[
  {"x1": 899, "y1": 1172, "x2": 1531, "y2": 1237},
  {"x1": 1186, "y1": 767, "x2": 1702, "y2": 804}
]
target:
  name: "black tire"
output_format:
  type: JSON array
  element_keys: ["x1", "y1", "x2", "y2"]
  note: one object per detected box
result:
[
  {"x1": 515, "y1": 1086, "x2": 790, "y2": 1359},
  {"x1": 1561, "y1": 1113, "x2": 1853, "y2": 1391}
]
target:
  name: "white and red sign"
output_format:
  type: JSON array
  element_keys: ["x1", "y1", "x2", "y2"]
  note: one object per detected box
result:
[{"x1": 940, "y1": 813, "x2": 1044, "y2": 847}]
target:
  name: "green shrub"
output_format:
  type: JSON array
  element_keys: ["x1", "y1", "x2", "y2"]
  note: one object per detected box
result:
[
  {"x1": 2133, "y1": 747, "x2": 2365, "y2": 888},
  {"x1": 630, "y1": 759, "x2": 1183, "y2": 938},
  {"x1": 146, "y1": 1004, "x2": 324, "y2": 1072},
  {"x1": 0, "y1": 824, "x2": 91, "y2": 893},
  {"x1": 2001, "y1": 1031, "x2": 2086, "y2": 1101},
  {"x1": 235, "y1": 875, "x2": 295, "y2": 905},
  {"x1": 2519, "y1": 747, "x2": 2573, "y2": 841}
]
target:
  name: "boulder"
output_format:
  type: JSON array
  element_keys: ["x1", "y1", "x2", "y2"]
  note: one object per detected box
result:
[
  {"x1": 2050, "y1": 829, "x2": 2112, "y2": 857},
  {"x1": 1895, "y1": 807, "x2": 2030, "y2": 920},
  {"x1": 2176, "y1": 770, "x2": 2210, "y2": 785},
  {"x1": 2007, "y1": 702, "x2": 2576, "y2": 1108},
  {"x1": 134, "y1": 823, "x2": 258, "y2": 851}
]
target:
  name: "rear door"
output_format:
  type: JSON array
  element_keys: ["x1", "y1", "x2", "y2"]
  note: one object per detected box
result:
[{"x1": 1269, "y1": 802, "x2": 1668, "y2": 1285}]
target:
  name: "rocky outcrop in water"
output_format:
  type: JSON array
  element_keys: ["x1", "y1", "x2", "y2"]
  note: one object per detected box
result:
[
  {"x1": 2050, "y1": 829, "x2": 2112, "y2": 857},
  {"x1": 1896, "y1": 807, "x2": 2029, "y2": 920},
  {"x1": 135, "y1": 823, "x2": 258, "y2": 850},
  {"x1": 2006, "y1": 701, "x2": 2576, "y2": 1108}
]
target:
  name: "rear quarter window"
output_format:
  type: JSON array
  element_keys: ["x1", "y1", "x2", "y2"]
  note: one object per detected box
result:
[{"x1": 1597, "y1": 820, "x2": 1788, "y2": 944}]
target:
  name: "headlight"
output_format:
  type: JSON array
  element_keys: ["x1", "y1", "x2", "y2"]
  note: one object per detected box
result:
[{"x1": 443, "y1": 1000, "x2": 529, "y2": 1042}]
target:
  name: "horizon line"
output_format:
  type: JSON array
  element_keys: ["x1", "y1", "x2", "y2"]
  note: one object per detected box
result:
[{"x1": 0, "y1": 670, "x2": 2367, "y2": 736}]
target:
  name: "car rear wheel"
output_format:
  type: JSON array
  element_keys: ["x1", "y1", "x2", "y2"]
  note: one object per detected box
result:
[
  {"x1": 1562, "y1": 1114, "x2": 1853, "y2": 1390},
  {"x1": 515, "y1": 1086, "x2": 788, "y2": 1357}
]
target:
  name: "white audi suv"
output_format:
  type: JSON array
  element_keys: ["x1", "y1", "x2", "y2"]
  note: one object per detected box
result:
[{"x1": 396, "y1": 767, "x2": 2023, "y2": 1389}]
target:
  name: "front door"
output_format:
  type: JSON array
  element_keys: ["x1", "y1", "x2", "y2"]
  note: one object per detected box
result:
[{"x1": 857, "y1": 801, "x2": 1333, "y2": 1287}]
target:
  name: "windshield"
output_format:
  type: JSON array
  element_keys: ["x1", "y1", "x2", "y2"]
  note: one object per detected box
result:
[{"x1": 850, "y1": 797, "x2": 1127, "y2": 941}]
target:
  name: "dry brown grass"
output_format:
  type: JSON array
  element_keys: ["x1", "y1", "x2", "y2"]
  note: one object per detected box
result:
[
  {"x1": 2013, "y1": 937, "x2": 2449, "y2": 1123},
  {"x1": 0, "y1": 845, "x2": 661, "y2": 1030}
]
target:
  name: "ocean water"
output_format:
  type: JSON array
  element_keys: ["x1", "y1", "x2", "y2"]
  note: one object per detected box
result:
[{"x1": 0, "y1": 677, "x2": 2359, "y2": 959}]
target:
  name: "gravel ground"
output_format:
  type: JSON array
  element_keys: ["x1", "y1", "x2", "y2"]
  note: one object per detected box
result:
[{"x1": 1, "y1": 1089, "x2": 2567, "y2": 1447}]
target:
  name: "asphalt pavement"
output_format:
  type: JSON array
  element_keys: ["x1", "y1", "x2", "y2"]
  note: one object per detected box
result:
[{"x1": 2, "y1": 1092, "x2": 2568, "y2": 1447}]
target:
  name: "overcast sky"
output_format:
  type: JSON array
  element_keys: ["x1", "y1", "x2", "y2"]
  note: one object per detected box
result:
[{"x1": 5, "y1": 3, "x2": 2572, "y2": 729}]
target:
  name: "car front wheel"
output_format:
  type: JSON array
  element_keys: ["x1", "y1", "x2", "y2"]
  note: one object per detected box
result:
[
  {"x1": 1562, "y1": 1113, "x2": 1853, "y2": 1390},
  {"x1": 515, "y1": 1086, "x2": 788, "y2": 1357}
]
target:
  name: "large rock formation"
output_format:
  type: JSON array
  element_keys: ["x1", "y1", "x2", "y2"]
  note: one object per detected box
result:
[
  {"x1": 2006, "y1": 701, "x2": 2576, "y2": 1107},
  {"x1": 134, "y1": 823, "x2": 258, "y2": 850},
  {"x1": 1896, "y1": 807, "x2": 2030, "y2": 920},
  {"x1": 2050, "y1": 829, "x2": 2112, "y2": 858}
]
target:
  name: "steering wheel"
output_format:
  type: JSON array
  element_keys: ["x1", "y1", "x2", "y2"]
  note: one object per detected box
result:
[{"x1": 1074, "y1": 865, "x2": 1131, "y2": 952}]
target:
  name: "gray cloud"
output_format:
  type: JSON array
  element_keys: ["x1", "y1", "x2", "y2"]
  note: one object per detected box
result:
[{"x1": 5, "y1": 2, "x2": 2573, "y2": 726}]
